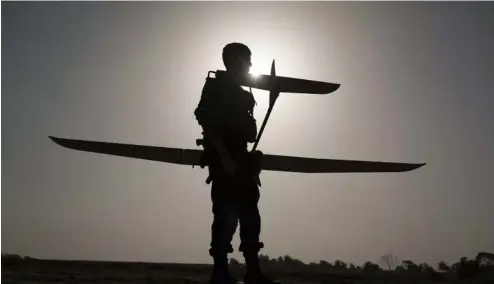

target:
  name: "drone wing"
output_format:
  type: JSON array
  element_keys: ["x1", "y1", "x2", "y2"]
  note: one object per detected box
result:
[
  {"x1": 261, "y1": 153, "x2": 425, "y2": 173},
  {"x1": 214, "y1": 70, "x2": 341, "y2": 95},
  {"x1": 49, "y1": 136, "x2": 202, "y2": 166},
  {"x1": 50, "y1": 136, "x2": 425, "y2": 173}
]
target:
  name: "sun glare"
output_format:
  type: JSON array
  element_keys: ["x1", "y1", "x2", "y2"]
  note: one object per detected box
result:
[
  {"x1": 249, "y1": 71, "x2": 260, "y2": 78},
  {"x1": 249, "y1": 64, "x2": 265, "y2": 78}
]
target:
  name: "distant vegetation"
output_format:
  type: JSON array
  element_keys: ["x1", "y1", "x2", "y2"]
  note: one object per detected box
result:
[
  {"x1": 3, "y1": 252, "x2": 493, "y2": 282},
  {"x1": 228, "y1": 252, "x2": 494, "y2": 282},
  {"x1": 2, "y1": 253, "x2": 36, "y2": 261}
]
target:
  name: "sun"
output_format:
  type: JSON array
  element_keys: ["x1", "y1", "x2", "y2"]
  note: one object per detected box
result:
[
  {"x1": 249, "y1": 66, "x2": 263, "y2": 78},
  {"x1": 249, "y1": 71, "x2": 261, "y2": 78},
  {"x1": 249, "y1": 56, "x2": 272, "y2": 78}
]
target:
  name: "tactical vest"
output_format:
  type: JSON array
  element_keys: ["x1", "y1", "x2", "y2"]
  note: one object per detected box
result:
[
  {"x1": 194, "y1": 71, "x2": 260, "y2": 185},
  {"x1": 195, "y1": 71, "x2": 257, "y2": 148}
]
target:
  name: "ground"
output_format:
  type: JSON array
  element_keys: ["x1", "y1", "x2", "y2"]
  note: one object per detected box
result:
[{"x1": 0, "y1": 258, "x2": 483, "y2": 284}]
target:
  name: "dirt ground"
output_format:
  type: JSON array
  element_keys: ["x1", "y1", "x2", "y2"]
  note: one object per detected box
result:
[
  {"x1": 0, "y1": 258, "x2": 479, "y2": 284},
  {"x1": 1, "y1": 259, "x2": 371, "y2": 284},
  {"x1": 1, "y1": 259, "x2": 295, "y2": 284}
]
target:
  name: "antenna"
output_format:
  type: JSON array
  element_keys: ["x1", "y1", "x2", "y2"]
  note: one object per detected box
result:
[{"x1": 252, "y1": 59, "x2": 280, "y2": 151}]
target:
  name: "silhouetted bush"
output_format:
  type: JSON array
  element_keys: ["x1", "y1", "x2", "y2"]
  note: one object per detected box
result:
[
  {"x1": 453, "y1": 257, "x2": 479, "y2": 280},
  {"x1": 4, "y1": 251, "x2": 493, "y2": 282},
  {"x1": 438, "y1": 261, "x2": 450, "y2": 272}
]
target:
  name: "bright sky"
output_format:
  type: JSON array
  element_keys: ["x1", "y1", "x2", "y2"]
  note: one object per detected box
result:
[{"x1": 2, "y1": 2, "x2": 494, "y2": 267}]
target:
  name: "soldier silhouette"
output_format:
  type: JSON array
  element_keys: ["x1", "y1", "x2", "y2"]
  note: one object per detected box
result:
[{"x1": 194, "y1": 43, "x2": 280, "y2": 284}]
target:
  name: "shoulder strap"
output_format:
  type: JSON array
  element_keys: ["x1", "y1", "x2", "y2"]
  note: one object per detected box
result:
[{"x1": 194, "y1": 75, "x2": 218, "y2": 125}]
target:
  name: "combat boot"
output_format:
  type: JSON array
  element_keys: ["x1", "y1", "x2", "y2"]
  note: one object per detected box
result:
[
  {"x1": 243, "y1": 253, "x2": 282, "y2": 284},
  {"x1": 209, "y1": 256, "x2": 238, "y2": 284}
]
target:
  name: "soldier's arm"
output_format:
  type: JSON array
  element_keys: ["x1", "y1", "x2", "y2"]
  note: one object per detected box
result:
[
  {"x1": 199, "y1": 108, "x2": 235, "y2": 174},
  {"x1": 202, "y1": 123, "x2": 230, "y2": 157},
  {"x1": 195, "y1": 79, "x2": 232, "y2": 158}
]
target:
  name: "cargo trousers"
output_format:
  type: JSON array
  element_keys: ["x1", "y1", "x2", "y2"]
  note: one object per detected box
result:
[{"x1": 208, "y1": 171, "x2": 264, "y2": 260}]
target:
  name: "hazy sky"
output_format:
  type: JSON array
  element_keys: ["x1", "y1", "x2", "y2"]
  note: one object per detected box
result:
[{"x1": 2, "y1": 2, "x2": 494, "y2": 267}]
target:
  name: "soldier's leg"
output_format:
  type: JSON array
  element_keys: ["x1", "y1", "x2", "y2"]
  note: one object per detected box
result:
[
  {"x1": 238, "y1": 189, "x2": 281, "y2": 284},
  {"x1": 209, "y1": 180, "x2": 239, "y2": 284},
  {"x1": 210, "y1": 201, "x2": 238, "y2": 263},
  {"x1": 238, "y1": 202, "x2": 263, "y2": 274},
  {"x1": 237, "y1": 180, "x2": 262, "y2": 256}
]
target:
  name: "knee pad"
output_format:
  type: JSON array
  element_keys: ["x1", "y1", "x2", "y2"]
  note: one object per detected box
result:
[
  {"x1": 209, "y1": 245, "x2": 234, "y2": 257},
  {"x1": 239, "y1": 241, "x2": 264, "y2": 253}
]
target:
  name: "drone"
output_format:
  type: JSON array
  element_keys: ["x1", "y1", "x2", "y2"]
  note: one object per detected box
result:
[{"x1": 50, "y1": 60, "x2": 425, "y2": 178}]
